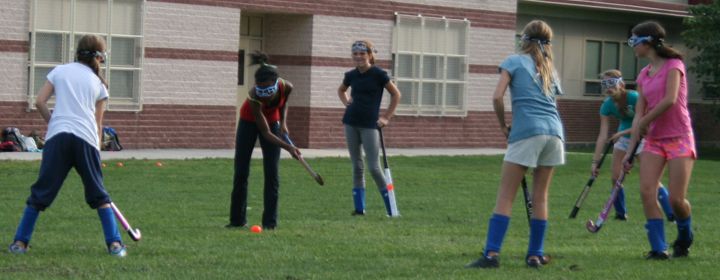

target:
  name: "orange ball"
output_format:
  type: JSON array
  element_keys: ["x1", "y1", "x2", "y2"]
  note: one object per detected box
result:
[
  {"x1": 250, "y1": 225, "x2": 262, "y2": 233},
  {"x1": 155, "y1": 162, "x2": 163, "y2": 167},
  {"x1": 116, "y1": 162, "x2": 124, "y2": 167}
]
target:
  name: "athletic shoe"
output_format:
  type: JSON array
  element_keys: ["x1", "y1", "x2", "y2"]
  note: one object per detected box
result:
[
  {"x1": 224, "y1": 223, "x2": 247, "y2": 229},
  {"x1": 672, "y1": 238, "x2": 693, "y2": 258},
  {"x1": 8, "y1": 242, "x2": 27, "y2": 255},
  {"x1": 351, "y1": 210, "x2": 365, "y2": 216},
  {"x1": 645, "y1": 251, "x2": 670, "y2": 260},
  {"x1": 614, "y1": 214, "x2": 628, "y2": 221},
  {"x1": 465, "y1": 254, "x2": 499, "y2": 269},
  {"x1": 526, "y1": 255, "x2": 551, "y2": 268},
  {"x1": 262, "y1": 225, "x2": 276, "y2": 230},
  {"x1": 667, "y1": 214, "x2": 676, "y2": 223},
  {"x1": 108, "y1": 244, "x2": 127, "y2": 258}
]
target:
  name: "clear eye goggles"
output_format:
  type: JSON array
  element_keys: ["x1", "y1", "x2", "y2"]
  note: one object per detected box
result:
[
  {"x1": 255, "y1": 79, "x2": 279, "y2": 98},
  {"x1": 600, "y1": 77, "x2": 623, "y2": 90},
  {"x1": 627, "y1": 35, "x2": 653, "y2": 47}
]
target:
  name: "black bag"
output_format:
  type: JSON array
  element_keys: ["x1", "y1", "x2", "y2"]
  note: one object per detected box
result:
[{"x1": 102, "y1": 126, "x2": 123, "y2": 151}]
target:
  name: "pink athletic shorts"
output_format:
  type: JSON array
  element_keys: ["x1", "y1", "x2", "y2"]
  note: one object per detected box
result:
[{"x1": 642, "y1": 134, "x2": 697, "y2": 160}]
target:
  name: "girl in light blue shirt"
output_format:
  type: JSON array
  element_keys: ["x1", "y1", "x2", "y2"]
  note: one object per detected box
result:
[{"x1": 467, "y1": 20, "x2": 564, "y2": 269}]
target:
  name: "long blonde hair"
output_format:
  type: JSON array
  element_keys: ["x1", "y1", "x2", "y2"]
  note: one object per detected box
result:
[{"x1": 520, "y1": 20, "x2": 555, "y2": 95}]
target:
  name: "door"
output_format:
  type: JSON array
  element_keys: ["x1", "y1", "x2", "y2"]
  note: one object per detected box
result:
[{"x1": 237, "y1": 14, "x2": 265, "y2": 120}]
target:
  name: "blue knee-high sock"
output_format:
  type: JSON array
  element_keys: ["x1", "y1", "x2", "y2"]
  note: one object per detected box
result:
[
  {"x1": 14, "y1": 206, "x2": 40, "y2": 244},
  {"x1": 352, "y1": 187, "x2": 365, "y2": 213},
  {"x1": 657, "y1": 186, "x2": 675, "y2": 221},
  {"x1": 97, "y1": 207, "x2": 122, "y2": 246},
  {"x1": 676, "y1": 216, "x2": 693, "y2": 241},
  {"x1": 613, "y1": 187, "x2": 627, "y2": 216},
  {"x1": 379, "y1": 188, "x2": 392, "y2": 216},
  {"x1": 527, "y1": 219, "x2": 548, "y2": 257},
  {"x1": 483, "y1": 214, "x2": 510, "y2": 256},
  {"x1": 645, "y1": 219, "x2": 667, "y2": 252}
]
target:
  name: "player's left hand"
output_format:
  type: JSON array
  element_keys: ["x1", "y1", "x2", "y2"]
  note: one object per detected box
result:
[{"x1": 377, "y1": 116, "x2": 389, "y2": 128}]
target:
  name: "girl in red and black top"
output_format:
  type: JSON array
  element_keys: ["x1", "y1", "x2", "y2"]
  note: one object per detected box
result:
[{"x1": 228, "y1": 52, "x2": 301, "y2": 230}]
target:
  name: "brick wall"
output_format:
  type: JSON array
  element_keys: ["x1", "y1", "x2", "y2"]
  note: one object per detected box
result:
[
  {"x1": 0, "y1": 52, "x2": 27, "y2": 102},
  {"x1": 389, "y1": 0, "x2": 517, "y2": 13},
  {"x1": 0, "y1": 101, "x2": 236, "y2": 149},
  {"x1": 0, "y1": 0, "x2": 29, "y2": 41},
  {"x1": 297, "y1": 107, "x2": 508, "y2": 148},
  {"x1": 558, "y1": 99, "x2": 720, "y2": 145},
  {"x1": 144, "y1": 1, "x2": 239, "y2": 52}
]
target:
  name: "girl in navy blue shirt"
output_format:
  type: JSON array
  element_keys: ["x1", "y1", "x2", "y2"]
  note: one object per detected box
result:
[{"x1": 337, "y1": 40, "x2": 401, "y2": 216}]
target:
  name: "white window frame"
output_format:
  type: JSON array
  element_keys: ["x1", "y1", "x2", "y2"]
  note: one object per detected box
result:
[
  {"x1": 28, "y1": 0, "x2": 146, "y2": 111},
  {"x1": 582, "y1": 38, "x2": 647, "y2": 96},
  {"x1": 392, "y1": 13, "x2": 470, "y2": 117}
]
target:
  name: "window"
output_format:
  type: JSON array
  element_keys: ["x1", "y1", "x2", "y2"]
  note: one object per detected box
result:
[
  {"x1": 393, "y1": 14, "x2": 470, "y2": 116},
  {"x1": 583, "y1": 39, "x2": 648, "y2": 95},
  {"x1": 29, "y1": 0, "x2": 145, "y2": 111}
]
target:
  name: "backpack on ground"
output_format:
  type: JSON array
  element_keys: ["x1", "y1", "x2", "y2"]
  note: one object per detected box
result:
[
  {"x1": 102, "y1": 126, "x2": 123, "y2": 151},
  {"x1": 2, "y1": 127, "x2": 26, "y2": 152},
  {"x1": 28, "y1": 130, "x2": 45, "y2": 149}
]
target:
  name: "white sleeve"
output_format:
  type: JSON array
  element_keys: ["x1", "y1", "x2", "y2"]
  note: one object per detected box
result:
[{"x1": 97, "y1": 84, "x2": 109, "y2": 101}]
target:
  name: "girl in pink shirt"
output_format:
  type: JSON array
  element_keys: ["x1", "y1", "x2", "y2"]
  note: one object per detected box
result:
[{"x1": 624, "y1": 21, "x2": 695, "y2": 260}]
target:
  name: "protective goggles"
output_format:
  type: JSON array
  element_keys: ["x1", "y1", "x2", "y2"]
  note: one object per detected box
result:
[
  {"x1": 255, "y1": 79, "x2": 279, "y2": 98},
  {"x1": 627, "y1": 35, "x2": 653, "y2": 47},
  {"x1": 351, "y1": 41, "x2": 375, "y2": 53},
  {"x1": 521, "y1": 34, "x2": 550, "y2": 45},
  {"x1": 600, "y1": 77, "x2": 623, "y2": 90},
  {"x1": 78, "y1": 50, "x2": 107, "y2": 60}
]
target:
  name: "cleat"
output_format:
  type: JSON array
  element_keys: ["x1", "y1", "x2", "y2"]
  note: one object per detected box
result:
[
  {"x1": 614, "y1": 214, "x2": 627, "y2": 221},
  {"x1": 645, "y1": 251, "x2": 670, "y2": 260},
  {"x1": 8, "y1": 242, "x2": 28, "y2": 255},
  {"x1": 351, "y1": 210, "x2": 365, "y2": 216},
  {"x1": 225, "y1": 223, "x2": 247, "y2": 229},
  {"x1": 672, "y1": 238, "x2": 693, "y2": 258},
  {"x1": 108, "y1": 244, "x2": 127, "y2": 258},
  {"x1": 465, "y1": 254, "x2": 499, "y2": 269},
  {"x1": 526, "y1": 255, "x2": 551, "y2": 268}
]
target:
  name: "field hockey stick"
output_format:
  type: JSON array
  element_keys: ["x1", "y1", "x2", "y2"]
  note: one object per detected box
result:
[
  {"x1": 521, "y1": 176, "x2": 532, "y2": 225},
  {"x1": 281, "y1": 133, "x2": 325, "y2": 186},
  {"x1": 586, "y1": 139, "x2": 642, "y2": 233},
  {"x1": 378, "y1": 128, "x2": 400, "y2": 217},
  {"x1": 109, "y1": 202, "x2": 141, "y2": 241},
  {"x1": 569, "y1": 140, "x2": 614, "y2": 218},
  {"x1": 506, "y1": 126, "x2": 532, "y2": 224}
]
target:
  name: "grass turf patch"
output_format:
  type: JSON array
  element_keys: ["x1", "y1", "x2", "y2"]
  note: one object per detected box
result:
[{"x1": 1, "y1": 154, "x2": 718, "y2": 279}]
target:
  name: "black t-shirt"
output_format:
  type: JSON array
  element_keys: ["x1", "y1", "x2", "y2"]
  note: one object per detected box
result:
[{"x1": 342, "y1": 66, "x2": 391, "y2": 128}]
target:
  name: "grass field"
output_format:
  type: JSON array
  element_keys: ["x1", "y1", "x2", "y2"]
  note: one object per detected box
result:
[{"x1": 1, "y1": 153, "x2": 718, "y2": 279}]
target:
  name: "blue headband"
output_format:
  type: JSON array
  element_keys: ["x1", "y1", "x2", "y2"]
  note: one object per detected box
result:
[
  {"x1": 352, "y1": 41, "x2": 376, "y2": 53},
  {"x1": 627, "y1": 35, "x2": 661, "y2": 48},
  {"x1": 78, "y1": 50, "x2": 106, "y2": 59}
]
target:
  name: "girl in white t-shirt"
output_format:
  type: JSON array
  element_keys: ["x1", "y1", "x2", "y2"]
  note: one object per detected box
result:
[{"x1": 8, "y1": 35, "x2": 126, "y2": 257}]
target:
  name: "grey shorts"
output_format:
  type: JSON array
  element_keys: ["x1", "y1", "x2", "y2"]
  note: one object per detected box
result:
[
  {"x1": 613, "y1": 137, "x2": 643, "y2": 155},
  {"x1": 504, "y1": 135, "x2": 565, "y2": 168}
]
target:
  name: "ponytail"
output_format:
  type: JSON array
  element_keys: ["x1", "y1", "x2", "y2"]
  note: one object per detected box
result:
[
  {"x1": 249, "y1": 51, "x2": 279, "y2": 83},
  {"x1": 76, "y1": 35, "x2": 108, "y2": 87},
  {"x1": 520, "y1": 20, "x2": 556, "y2": 96},
  {"x1": 655, "y1": 45, "x2": 684, "y2": 60}
]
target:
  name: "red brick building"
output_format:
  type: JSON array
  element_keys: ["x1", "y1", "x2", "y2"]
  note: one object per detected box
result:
[{"x1": 0, "y1": 0, "x2": 717, "y2": 149}]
